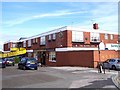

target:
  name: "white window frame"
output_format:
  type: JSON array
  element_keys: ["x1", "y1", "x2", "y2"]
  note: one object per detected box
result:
[
  {"x1": 40, "y1": 36, "x2": 46, "y2": 45},
  {"x1": 52, "y1": 33, "x2": 56, "y2": 40},
  {"x1": 105, "y1": 33, "x2": 108, "y2": 40},
  {"x1": 23, "y1": 41, "x2": 26, "y2": 47},
  {"x1": 48, "y1": 35, "x2": 51, "y2": 40},
  {"x1": 72, "y1": 31, "x2": 84, "y2": 42},
  {"x1": 33, "y1": 39, "x2": 35, "y2": 43},
  {"x1": 35, "y1": 38, "x2": 38, "y2": 43},
  {"x1": 49, "y1": 52, "x2": 56, "y2": 62},
  {"x1": 110, "y1": 34, "x2": 113, "y2": 40},
  {"x1": 12, "y1": 43, "x2": 16, "y2": 48},
  {"x1": 28, "y1": 40, "x2": 31, "y2": 47},
  {"x1": 90, "y1": 32, "x2": 100, "y2": 42}
]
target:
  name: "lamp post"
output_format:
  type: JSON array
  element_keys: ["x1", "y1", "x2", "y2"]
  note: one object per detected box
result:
[{"x1": 98, "y1": 42, "x2": 102, "y2": 73}]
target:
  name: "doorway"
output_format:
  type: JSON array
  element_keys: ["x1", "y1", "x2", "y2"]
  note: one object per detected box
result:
[{"x1": 40, "y1": 52, "x2": 46, "y2": 66}]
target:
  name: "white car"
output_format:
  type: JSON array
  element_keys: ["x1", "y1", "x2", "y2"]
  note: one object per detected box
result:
[{"x1": 103, "y1": 58, "x2": 120, "y2": 70}]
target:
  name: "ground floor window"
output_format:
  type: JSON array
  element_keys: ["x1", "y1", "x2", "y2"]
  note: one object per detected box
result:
[{"x1": 49, "y1": 52, "x2": 56, "y2": 62}]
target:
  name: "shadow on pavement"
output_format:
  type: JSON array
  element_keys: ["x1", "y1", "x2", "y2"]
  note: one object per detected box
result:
[{"x1": 79, "y1": 78, "x2": 118, "y2": 89}]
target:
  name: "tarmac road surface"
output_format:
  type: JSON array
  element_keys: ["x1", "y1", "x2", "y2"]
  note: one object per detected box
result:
[{"x1": 1, "y1": 65, "x2": 119, "y2": 89}]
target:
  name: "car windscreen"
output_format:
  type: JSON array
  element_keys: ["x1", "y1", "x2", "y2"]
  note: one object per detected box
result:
[{"x1": 27, "y1": 58, "x2": 37, "y2": 63}]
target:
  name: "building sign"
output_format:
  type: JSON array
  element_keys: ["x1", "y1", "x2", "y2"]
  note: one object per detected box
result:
[{"x1": 106, "y1": 44, "x2": 120, "y2": 50}]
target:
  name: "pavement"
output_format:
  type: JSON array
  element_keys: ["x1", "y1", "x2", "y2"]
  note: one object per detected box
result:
[
  {"x1": 50, "y1": 66, "x2": 120, "y2": 89},
  {"x1": 112, "y1": 73, "x2": 120, "y2": 89}
]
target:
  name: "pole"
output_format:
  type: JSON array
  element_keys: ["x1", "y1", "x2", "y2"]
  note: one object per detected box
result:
[{"x1": 98, "y1": 44, "x2": 102, "y2": 73}]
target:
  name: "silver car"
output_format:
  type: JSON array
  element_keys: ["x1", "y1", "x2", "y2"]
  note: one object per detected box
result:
[{"x1": 103, "y1": 58, "x2": 120, "y2": 70}]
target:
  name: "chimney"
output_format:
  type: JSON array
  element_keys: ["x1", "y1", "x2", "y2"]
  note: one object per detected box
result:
[{"x1": 93, "y1": 23, "x2": 99, "y2": 30}]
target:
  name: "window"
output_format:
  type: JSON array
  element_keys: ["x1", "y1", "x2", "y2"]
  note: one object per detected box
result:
[
  {"x1": 90, "y1": 32, "x2": 100, "y2": 42},
  {"x1": 48, "y1": 35, "x2": 51, "y2": 41},
  {"x1": 33, "y1": 39, "x2": 35, "y2": 43},
  {"x1": 110, "y1": 34, "x2": 113, "y2": 40},
  {"x1": 109, "y1": 59, "x2": 115, "y2": 62},
  {"x1": 21, "y1": 58, "x2": 26, "y2": 63},
  {"x1": 33, "y1": 38, "x2": 38, "y2": 44},
  {"x1": 72, "y1": 31, "x2": 84, "y2": 42},
  {"x1": 23, "y1": 41, "x2": 26, "y2": 47},
  {"x1": 52, "y1": 33, "x2": 56, "y2": 40},
  {"x1": 105, "y1": 33, "x2": 108, "y2": 40},
  {"x1": 12, "y1": 43, "x2": 16, "y2": 48},
  {"x1": 40, "y1": 36, "x2": 46, "y2": 45},
  {"x1": 8, "y1": 43, "x2": 10, "y2": 48},
  {"x1": 28, "y1": 40, "x2": 31, "y2": 47},
  {"x1": 49, "y1": 52, "x2": 56, "y2": 62},
  {"x1": 35, "y1": 38, "x2": 38, "y2": 43}
]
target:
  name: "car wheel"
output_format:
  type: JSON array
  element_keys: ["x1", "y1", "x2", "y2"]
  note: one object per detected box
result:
[
  {"x1": 18, "y1": 66, "x2": 20, "y2": 69},
  {"x1": 23, "y1": 66, "x2": 26, "y2": 70},
  {"x1": 112, "y1": 65, "x2": 116, "y2": 70}
]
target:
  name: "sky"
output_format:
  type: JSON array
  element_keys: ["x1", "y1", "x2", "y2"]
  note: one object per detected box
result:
[{"x1": 1, "y1": 1, "x2": 118, "y2": 50}]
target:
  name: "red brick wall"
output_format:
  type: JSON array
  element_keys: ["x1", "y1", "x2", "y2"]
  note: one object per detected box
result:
[
  {"x1": 4, "y1": 43, "x2": 9, "y2": 51},
  {"x1": 100, "y1": 33, "x2": 118, "y2": 44},
  {"x1": 66, "y1": 30, "x2": 72, "y2": 47},
  {"x1": 46, "y1": 50, "x2": 119, "y2": 68},
  {"x1": 55, "y1": 51, "x2": 94, "y2": 67},
  {"x1": 84, "y1": 32, "x2": 90, "y2": 44},
  {"x1": 93, "y1": 50, "x2": 120, "y2": 67}
]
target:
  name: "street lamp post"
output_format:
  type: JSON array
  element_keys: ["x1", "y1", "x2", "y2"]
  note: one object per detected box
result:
[{"x1": 98, "y1": 43, "x2": 103, "y2": 73}]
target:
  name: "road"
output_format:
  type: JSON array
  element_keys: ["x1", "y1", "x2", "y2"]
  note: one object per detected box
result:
[{"x1": 1, "y1": 65, "x2": 119, "y2": 89}]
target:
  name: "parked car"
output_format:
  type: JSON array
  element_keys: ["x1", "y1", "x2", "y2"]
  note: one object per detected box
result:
[
  {"x1": 4, "y1": 58, "x2": 15, "y2": 66},
  {"x1": 0, "y1": 58, "x2": 6, "y2": 68},
  {"x1": 18, "y1": 57, "x2": 38, "y2": 70},
  {"x1": 103, "y1": 58, "x2": 120, "y2": 70}
]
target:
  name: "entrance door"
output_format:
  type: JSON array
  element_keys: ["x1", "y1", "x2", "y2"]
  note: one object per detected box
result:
[{"x1": 41, "y1": 52, "x2": 46, "y2": 66}]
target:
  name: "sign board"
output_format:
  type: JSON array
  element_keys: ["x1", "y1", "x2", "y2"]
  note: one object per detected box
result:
[{"x1": 106, "y1": 44, "x2": 120, "y2": 50}]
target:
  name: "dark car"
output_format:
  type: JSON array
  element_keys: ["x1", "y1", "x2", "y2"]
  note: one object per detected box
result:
[
  {"x1": 0, "y1": 58, "x2": 6, "y2": 68},
  {"x1": 18, "y1": 57, "x2": 38, "y2": 70},
  {"x1": 4, "y1": 58, "x2": 15, "y2": 66}
]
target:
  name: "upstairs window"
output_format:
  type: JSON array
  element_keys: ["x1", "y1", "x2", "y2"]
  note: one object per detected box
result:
[
  {"x1": 48, "y1": 35, "x2": 51, "y2": 41},
  {"x1": 8, "y1": 43, "x2": 10, "y2": 48},
  {"x1": 35, "y1": 38, "x2": 38, "y2": 43},
  {"x1": 110, "y1": 34, "x2": 114, "y2": 40},
  {"x1": 52, "y1": 33, "x2": 56, "y2": 40},
  {"x1": 40, "y1": 36, "x2": 46, "y2": 45},
  {"x1": 33, "y1": 38, "x2": 38, "y2": 44},
  {"x1": 23, "y1": 41, "x2": 26, "y2": 47},
  {"x1": 90, "y1": 32, "x2": 100, "y2": 42},
  {"x1": 28, "y1": 40, "x2": 31, "y2": 47},
  {"x1": 72, "y1": 31, "x2": 84, "y2": 42},
  {"x1": 105, "y1": 33, "x2": 108, "y2": 40},
  {"x1": 12, "y1": 43, "x2": 16, "y2": 48},
  {"x1": 33, "y1": 39, "x2": 35, "y2": 43}
]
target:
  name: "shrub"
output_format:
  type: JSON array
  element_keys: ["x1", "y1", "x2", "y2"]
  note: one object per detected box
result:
[{"x1": 14, "y1": 56, "x2": 20, "y2": 64}]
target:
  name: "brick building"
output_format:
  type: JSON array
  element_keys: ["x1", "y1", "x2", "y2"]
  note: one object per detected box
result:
[{"x1": 3, "y1": 24, "x2": 120, "y2": 68}]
